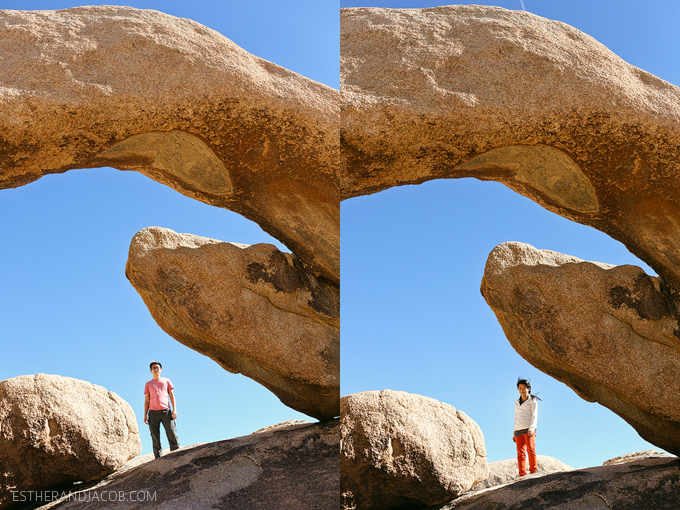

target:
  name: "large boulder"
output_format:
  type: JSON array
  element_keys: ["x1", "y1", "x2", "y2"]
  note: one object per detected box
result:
[
  {"x1": 340, "y1": 390, "x2": 487, "y2": 510},
  {"x1": 480, "y1": 241, "x2": 680, "y2": 456},
  {"x1": 441, "y1": 457, "x2": 680, "y2": 510},
  {"x1": 39, "y1": 420, "x2": 339, "y2": 510},
  {"x1": 470, "y1": 455, "x2": 573, "y2": 492},
  {"x1": 341, "y1": 5, "x2": 680, "y2": 305},
  {"x1": 0, "y1": 6, "x2": 339, "y2": 284},
  {"x1": 0, "y1": 374, "x2": 141, "y2": 510},
  {"x1": 126, "y1": 227, "x2": 339, "y2": 421}
]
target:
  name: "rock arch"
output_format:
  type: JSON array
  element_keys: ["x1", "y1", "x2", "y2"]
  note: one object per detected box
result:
[
  {"x1": 341, "y1": 5, "x2": 680, "y2": 454},
  {"x1": 1, "y1": 6, "x2": 339, "y2": 420}
]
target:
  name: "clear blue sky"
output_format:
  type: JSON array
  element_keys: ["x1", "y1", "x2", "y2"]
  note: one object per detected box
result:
[
  {"x1": 0, "y1": 0, "x2": 338, "y2": 458},
  {"x1": 340, "y1": 1, "x2": 680, "y2": 469}
]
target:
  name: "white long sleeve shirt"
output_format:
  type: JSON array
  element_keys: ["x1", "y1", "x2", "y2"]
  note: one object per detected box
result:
[{"x1": 514, "y1": 396, "x2": 538, "y2": 435}]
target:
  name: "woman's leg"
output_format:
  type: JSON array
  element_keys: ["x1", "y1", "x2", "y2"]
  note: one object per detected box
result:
[
  {"x1": 527, "y1": 434, "x2": 537, "y2": 474},
  {"x1": 515, "y1": 434, "x2": 528, "y2": 476}
]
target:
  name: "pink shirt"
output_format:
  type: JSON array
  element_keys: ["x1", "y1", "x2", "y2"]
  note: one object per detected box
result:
[{"x1": 144, "y1": 377, "x2": 174, "y2": 410}]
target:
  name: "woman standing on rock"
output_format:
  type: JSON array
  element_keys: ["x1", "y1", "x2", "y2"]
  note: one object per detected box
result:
[{"x1": 513, "y1": 378, "x2": 541, "y2": 476}]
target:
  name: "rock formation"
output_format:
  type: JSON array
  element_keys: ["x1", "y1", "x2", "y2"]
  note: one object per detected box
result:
[
  {"x1": 0, "y1": 6, "x2": 339, "y2": 284},
  {"x1": 342, "y1": 4, "x2": 680, "y2": 457},
  {"x1": 603, "y1": 449, "x2": 676, "y2": 466},
  {"x1": 0, "y1": 374, "x2": 141, "y2": 510},
  {"x1": 0, "y1": 6, "x2": 339, "y2": 420},
  {"x1": 126, "y1": 227, "x2": 339, "y2": 420},
  {"x1": 480, "y1": 241, "x2": 680, "y2": 456},
  {"x1": 252, "y1": 419, "x2": 310, "y2": 434},
  {"x1": 470, "y1": 455, "x2": 573, "y2": 492},
  {"x1": 39, "y1": 420, "x2": 339, "y2": 510},
  {"x1": 441, "y1": 457, "x2": 680, "y2": 510},
  {"x1": 341, "y1": 5, "x2": 680, "y2": 303},
  {"x1": 340, "y1": 390, "x2": 487, "y2": 510}
]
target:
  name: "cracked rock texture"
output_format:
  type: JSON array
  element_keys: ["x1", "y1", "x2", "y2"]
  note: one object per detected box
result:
[
  {"x1": 341, "y1": 5, "x2": 680, "y2": 302},
  {"x1": 126, "y1": 227, "x2": 339, "y2": 421},
  {"x1": 441, "y1": 457, "x2": 680, "y2": 510},
  {"x1": 340, "y1": 390, "x2": 487, "y2": 510},
  {"x1": 470, "y1": 455, "x2": 573, "y2": 493},
  {"x1": 480, "y1": 242, "x2": 680, "y2": 456},
  {"x1": 0, "y1": 6, "x2": 339, "y2": 284},
  {"x1": 41, "y1": 420, "x2": 339, "y2": 510},
  {"x1": 0, "y1": 374, "x2": 141, "y2": 510}
]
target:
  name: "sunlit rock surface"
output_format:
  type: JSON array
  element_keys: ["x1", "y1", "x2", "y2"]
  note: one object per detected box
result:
[
  {"x1": 481, "y1": 242, "x2": 680, "y2": 456},
  {"x1": 603, "y1": 449, "x2": 676, "y2": 466},
  {"x1": 0, "y1": 6, "x2": 339, "y2": 283},
  {"x1": 470, "y1": 455, "x2": 573, "y2": 493},
  {"x1": 0, "y1": 374, "x2": 141, "y2": 510},
  {"x1": 341, "y1": 390, "x2": 487, "y2": 510},
  {"x1": 126, "y1": 227, "x2": 339, "y2": 421},
  {"x1": 0, "y1": 5, "x2": 339, "y2": 422},
  {"x1": 341, "y1": 5, "x2": 680, "y2": 300}
]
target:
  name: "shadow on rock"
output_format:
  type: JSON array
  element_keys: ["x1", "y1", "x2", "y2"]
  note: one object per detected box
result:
[{"x1": 34, "y1": 420, "x2": 338, "y2": 510}]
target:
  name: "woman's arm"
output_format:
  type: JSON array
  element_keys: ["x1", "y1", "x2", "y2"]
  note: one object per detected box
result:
[{"x1": 529, "y1": 398, "x2": 538, "y2": 436}]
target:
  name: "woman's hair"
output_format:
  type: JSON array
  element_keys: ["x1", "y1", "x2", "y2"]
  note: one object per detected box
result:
[{"x1": 517, "y1": 377, "x2": 542, "y2": 400}]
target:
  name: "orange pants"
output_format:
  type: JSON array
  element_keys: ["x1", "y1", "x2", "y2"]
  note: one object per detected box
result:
[{"x1": 515, "y1": 433, "x2": 537, "y2": 476}]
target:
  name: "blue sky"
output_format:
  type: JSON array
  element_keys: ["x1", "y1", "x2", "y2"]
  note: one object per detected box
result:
[
  {"x1": 340, "y1": 0, "x2": 680, "y2": 468},
  {"x1": 0, "y1": 0, "x2": 338, "y2": 458}
]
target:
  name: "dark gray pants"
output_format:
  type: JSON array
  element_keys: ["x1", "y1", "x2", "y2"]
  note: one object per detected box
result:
[{"x1": 148, "y1": 409, "x2": 179, "y2": 459}]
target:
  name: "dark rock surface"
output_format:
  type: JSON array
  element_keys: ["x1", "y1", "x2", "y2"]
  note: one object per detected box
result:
[
  {"x1": 37, "y1": 420, "x2": 339, "y2": 510},
  {"x1": 441, "y1": 457, "x2": 680, "y2": 510}
]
